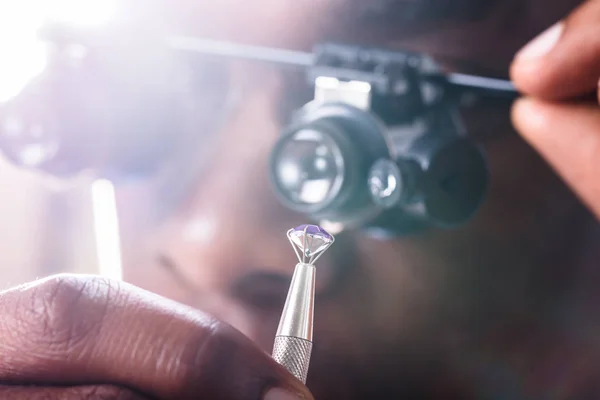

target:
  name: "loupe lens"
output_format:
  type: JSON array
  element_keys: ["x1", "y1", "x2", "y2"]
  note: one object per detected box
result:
[
  {"x1": 272, "y1": 128, "x2": 344, "y2": 208},
  {"x1": 368, "y1": 159, "x2": 402, "y2": 209},
  {"x1": 271, "y1": 102, "x2": 390, "y2": 225}
]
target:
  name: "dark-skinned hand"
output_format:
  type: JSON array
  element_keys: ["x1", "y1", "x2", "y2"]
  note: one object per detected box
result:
[
  {"x1": 511, "y1": 0, "x2": 600, "y2": 218},
  {"x1": 0, "y1": 275, "x2": 312, "y2": 400}
]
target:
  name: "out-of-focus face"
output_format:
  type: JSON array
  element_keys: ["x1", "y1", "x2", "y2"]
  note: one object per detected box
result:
[{"x1": 116, "y1": 1, "x2": 600, "y2": 398}]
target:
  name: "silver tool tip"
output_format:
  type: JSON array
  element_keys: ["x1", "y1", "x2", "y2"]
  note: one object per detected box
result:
[{"x1": 272, "y1": 224, "x2": 335, "y2": 382}]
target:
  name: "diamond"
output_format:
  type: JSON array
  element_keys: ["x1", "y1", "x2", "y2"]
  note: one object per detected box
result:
[{"x1": 287, "y1": 224, "x2": 334, "y2": 264}]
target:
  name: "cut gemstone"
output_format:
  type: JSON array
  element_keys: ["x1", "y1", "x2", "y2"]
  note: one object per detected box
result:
[{"x1": 289, "y1": 224, "x2": 333, "y2": 258}]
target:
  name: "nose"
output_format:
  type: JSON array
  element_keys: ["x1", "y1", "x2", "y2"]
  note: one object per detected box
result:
[{"x1": 154, "y1": 68, "x2": 305, "y2": 299}]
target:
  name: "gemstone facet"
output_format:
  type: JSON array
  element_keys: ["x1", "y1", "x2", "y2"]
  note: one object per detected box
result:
[{"x1": 288, "y1": 224, "x2": 334, "y2": 261}]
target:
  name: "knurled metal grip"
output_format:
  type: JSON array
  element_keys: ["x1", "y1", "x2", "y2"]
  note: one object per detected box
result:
[{"x1": 272, "y1": 336, "x2": 313, "y2": 383}]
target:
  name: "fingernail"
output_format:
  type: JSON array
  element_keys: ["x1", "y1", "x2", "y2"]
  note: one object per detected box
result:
[
  {"x1": 516, "y1": 22, "x2": 564, "y2": 61},
  {"x1": 263, "y1": 388, "x2": 303, "y2": 400}
]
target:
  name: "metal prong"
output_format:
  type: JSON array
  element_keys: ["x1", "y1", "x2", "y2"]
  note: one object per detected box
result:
[
  {"x1": 307, "y1": 234, "x2": 315, "y2": 264},
  {"x1": 287, "y1": 228, "x2": 302, "y2": 264},
  {"x1": 309, "y1": 235, "x2": 334, "y2": 265},
  {"x1": 302, "y1": 225, "x2": 309, "y2": 264}
]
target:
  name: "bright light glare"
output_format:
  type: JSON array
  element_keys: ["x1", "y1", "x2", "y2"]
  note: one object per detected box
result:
[
  {"x1": 300, "y1": 180, "x2": 331, "y2": 204},
  {"x1": 280, "y1": 163, "x2": 300, "y2": 185},
  {"x1": 0, "y1": 1, "x2": 46, "y2": 102},
  {"x1": 0, "y1": 0, "x2": 118, "y2": 102},
  {"x1": 91, "y1": 179, "x2": 123, "y2": 281},
  {"x1": 44, "y1": 0, "x2": 118, "y2": 28}
]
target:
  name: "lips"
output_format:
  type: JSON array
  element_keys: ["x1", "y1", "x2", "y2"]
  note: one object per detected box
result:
[
  {"x1": 230, "y1": 255, "x2": 340, "y2": 312},
  {"x1": 230, "y1": 272, "x2": 291, "y2": 311}
]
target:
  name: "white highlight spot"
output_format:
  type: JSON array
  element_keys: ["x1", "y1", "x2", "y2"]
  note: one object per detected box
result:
[
  {"x1": 91, "y1": 179, "x2": 123, "y2": 280},
  {"x1": 183, "y1": 218, "x2": 215, "y2": 244},
  {"x1": 0, "y1": 0, "x2": 118, "y2": 102}
]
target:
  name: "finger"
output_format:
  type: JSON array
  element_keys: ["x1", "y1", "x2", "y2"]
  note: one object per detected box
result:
[
  {"x1": 512, "y1": 97, "x2": 600, "y2": 218},
  {"x1": 0, "y1": 384, "x2": 148, "y2": 400},
  {"x1": 0, "y1": 275, "x2": 312, "y2": 400},
  {"x1": 510, "y1": 0, "x2": 600, "y2": 100}
]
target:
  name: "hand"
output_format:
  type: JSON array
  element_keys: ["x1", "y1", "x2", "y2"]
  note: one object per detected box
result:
[
  {"x1": 510, "y1": 0, "x2": 600, "y2": 218},
  {"x1": 0, "y1": 275, "x2": 312, "y2": 400}
]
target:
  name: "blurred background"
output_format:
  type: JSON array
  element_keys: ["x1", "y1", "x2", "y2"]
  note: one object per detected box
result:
[
  {"x1": 0, "y1": 0, "x2": 126, "y2": 287},
  {"x1": 0, "y1": 158, "x2": 101, "y2": 287}
]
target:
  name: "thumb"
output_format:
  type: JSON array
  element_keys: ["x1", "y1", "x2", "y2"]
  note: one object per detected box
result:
[{"x1": 510, "y1": 0, "x2": 600, "y2": 100}]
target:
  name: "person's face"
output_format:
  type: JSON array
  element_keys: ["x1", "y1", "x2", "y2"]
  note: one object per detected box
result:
[{"x1": 116, "y1": 1, "x2": 595, "y2": 397}]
